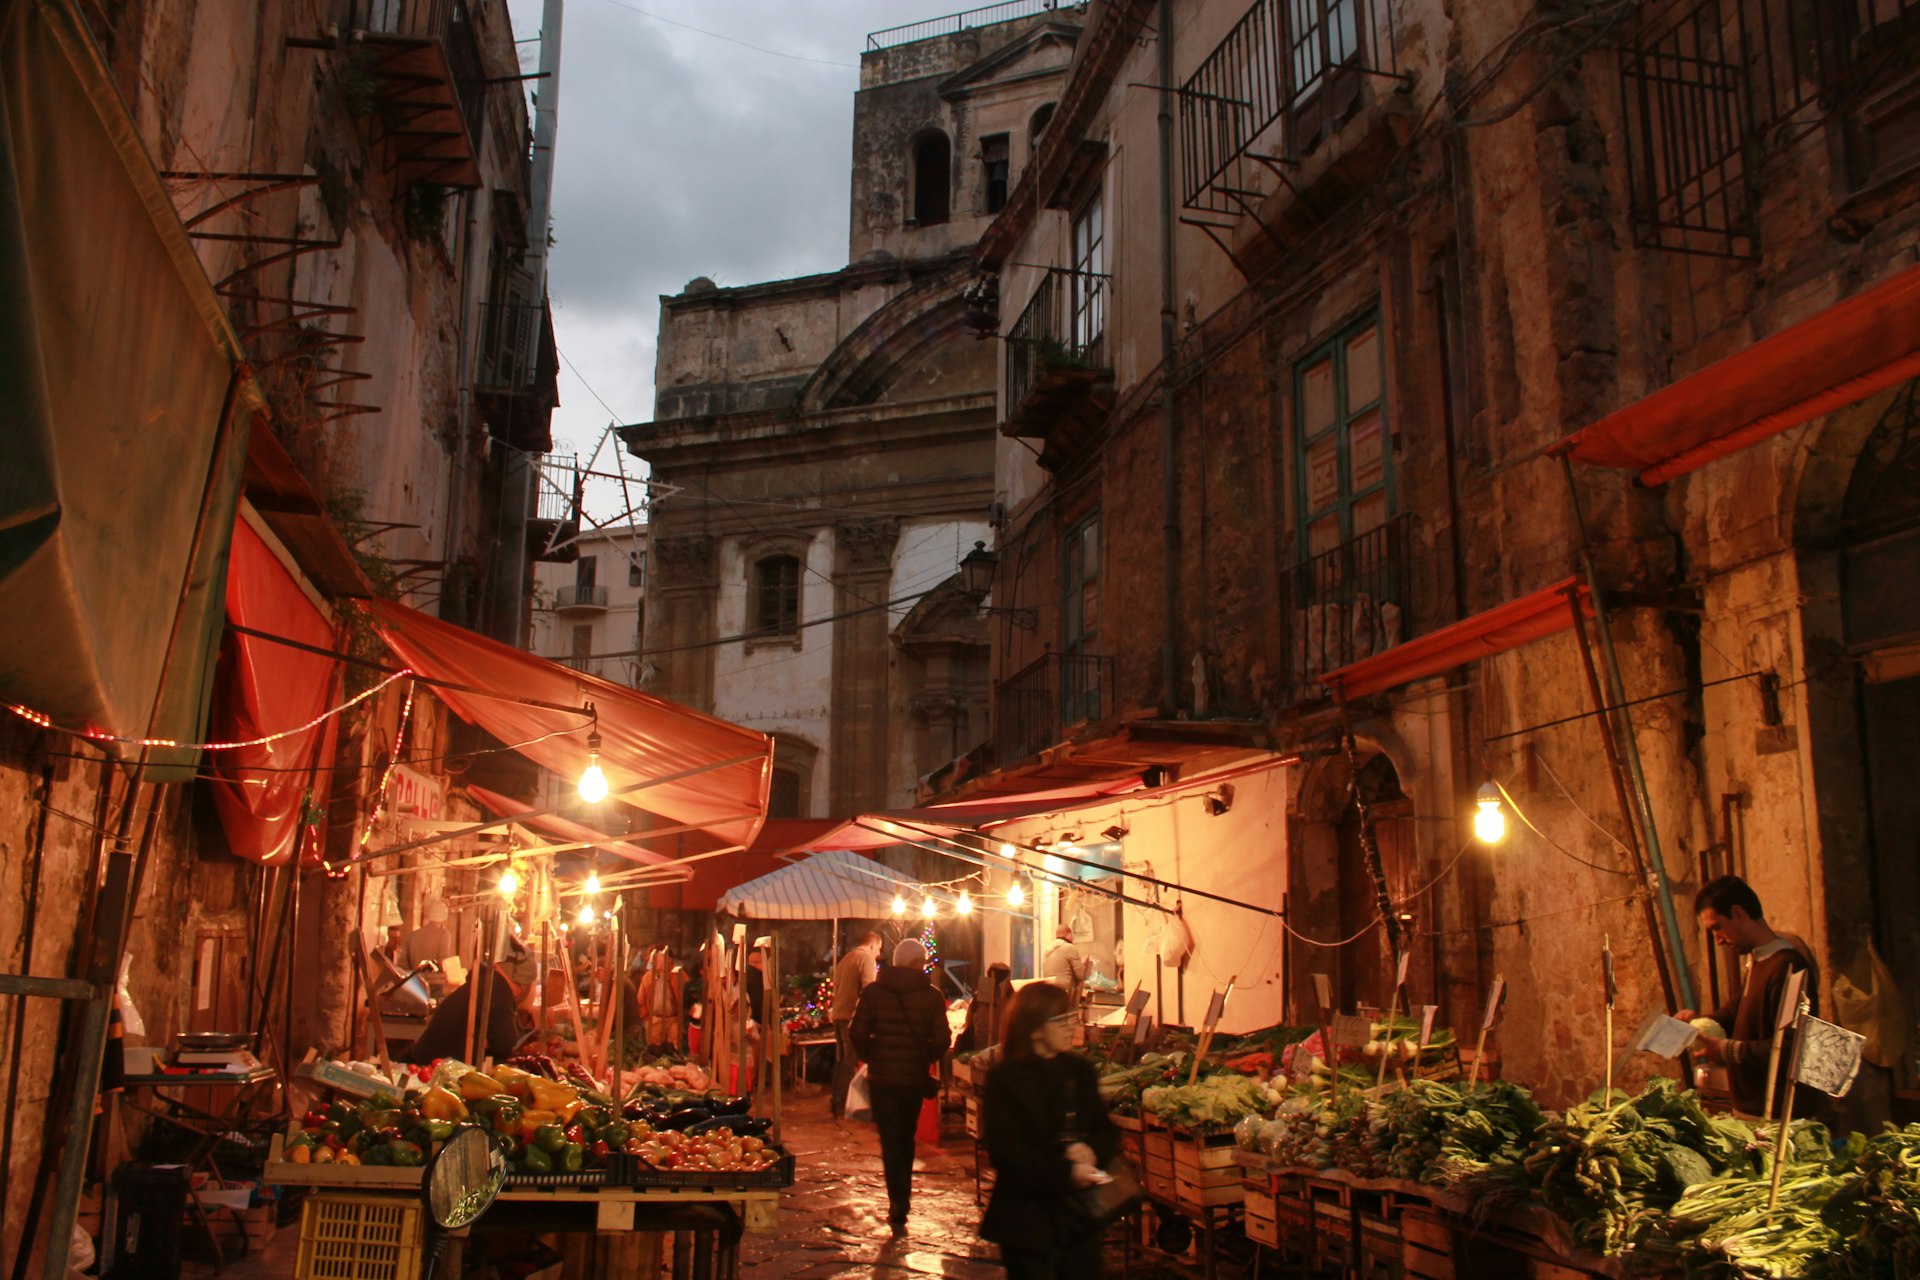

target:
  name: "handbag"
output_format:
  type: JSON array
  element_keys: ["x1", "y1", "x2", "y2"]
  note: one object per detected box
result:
[
  {"x1": 846, "y1": 1063, "x2": 874, "y2": 1123},
  {"x1": 1076, "y1": 1153, "x2": 1144, "y2": 1230}
]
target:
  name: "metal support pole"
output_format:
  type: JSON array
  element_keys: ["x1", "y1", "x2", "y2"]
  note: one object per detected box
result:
[{"x1": 1558, "y1": 455, "x2": 1696, "y2": 1012}]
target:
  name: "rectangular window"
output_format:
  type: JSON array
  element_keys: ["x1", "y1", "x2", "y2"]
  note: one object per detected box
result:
[
  {"x1": 753, "y1": 556, "x2": 802, "y2": 637},
  {"x1": 1294, "y1": 311, "x2": 1390, "y2": 557},
  {"x1": 1070, "y1": 189, "x2": 1106, "y2": 357},
  {"x1": 570, "y1": 625, "x2": 593, "y2": 673},
  {"x1": 628, "y1": 552, "x2": 645, "y2": 589},
  {"x1": 1287, "y1": 0, "x2": 1360, "y2": 103},
  {"x1": 982, "y1": 134, "x2": 1010, "y2": 214},
  {"x1": 1061, "y1": 512, "x2": 1102, "y2": 723},
  {"x1": 574, "y1": 555, "x2": 597, "y2": 590}
]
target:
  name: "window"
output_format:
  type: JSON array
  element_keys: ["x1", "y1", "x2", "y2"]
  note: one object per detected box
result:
[
  {"x1": 1061, "y1": 512, "x2": 1101, "y2": 722},
  {"x1": 911, "y1": 131, "x2": 951, "y2": 227},
  {"x1": 1029, "y1": 102, "x2": 1056, "y2": 147},
  {"x1": 569, "y1": 624, "x2": 593, "y2": 673},
  {"x1": 1287, "y1": 0, "x2": 1359, "y2": 104},
  {"x1": 981, "y1": 134, "x2": 1010, "y2": 214},
  {"x1": 752, "y1": 555, "x2": 801, "y2": 637},
  {"x1": 1294, "y1": 313, "x2": 1390, "y2": 559},
  {"x1": 768, "y1": 768, "x2": 803, "y2": 820},
  {"x1": 628, "y1": 551, "x2": 645, "y2": 589},
  {"x1": 1070, "y1": 190, "x2": 1106, "y2": 356},
  {"x1": 574, "y1": 555, "x2": 597, "y2": 590}
]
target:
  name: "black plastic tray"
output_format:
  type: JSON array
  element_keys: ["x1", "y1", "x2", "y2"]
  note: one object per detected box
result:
[
  {"x1": 607, "y1": 1148, "x2": 794, "y2": 1190},
  {"x1": 503, "y1": 1167, "x2": 608, "y2": 1189}
]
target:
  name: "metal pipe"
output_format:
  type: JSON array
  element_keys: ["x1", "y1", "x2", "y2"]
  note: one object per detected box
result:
[
  {"x1": 1558, "y1": 454, "x2": 1696, "y2": 1011},
  {"x1": 1157, "y1": 0, "x2": 1182, "y2": 709}
]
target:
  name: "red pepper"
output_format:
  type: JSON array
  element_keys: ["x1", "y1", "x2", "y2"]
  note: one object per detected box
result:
[{"x1": 564, "y1": 1122, "x2": 585, "y2": 1145}]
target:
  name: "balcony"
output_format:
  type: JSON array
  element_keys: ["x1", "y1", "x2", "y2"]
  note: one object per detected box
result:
[
  {"x1": 1279, "y1": 513, "x2": 1411, "y2": 706},
  {"x1": 552, "y1": 584, "x2": 608, "y2": 616},
  {"x1": 475, "y1": 299, "x2": 560, "y2": 452},
  {"x1": 347, "y1": 0, "x2": 488, "y2": 189},
  {"x1": 1002, "y1": 268, "x2": 1113, "y2": 464},
  {"x1": 1178, "y1": 0, "x2": 1406, "y2": 214},
  {"x1": 994, "y1": 651, "x2": 1115, "y2": 765},
  {"x1": 867, "y1": 0, "x2": 1061, "y2": 50}
]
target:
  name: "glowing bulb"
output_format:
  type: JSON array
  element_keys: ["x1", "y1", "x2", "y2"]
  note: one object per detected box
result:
[
  {"x1": 578, "y1": 728, "x2": 608, "y2": 803},
  {"x1": 585, "y1": 871, "x2": 601, "y2": 895},
  {"x1": 891, "y1": 894, "x2": 907, "y2": 917},
  {"x1": 1473, "y1": 783, "x2": 1507, "y2": 844},
  {"x1": 957, "y1": 892, "x2": 973, "y2": 916},
  {"x1": 1006, "y1": 880, "x2": 1025, "y2": 908},
  {"x1": 921, "y1": 896, "x2": 937, "y2": 919},
  {"x1": 998, "y1": 843, "x2": 1016, "y2": 859},
  {"x1": 497, "y1": 869, "x2": 520, "y2": 898},
  {"x1": 577, "y1": 903, "x2": 596, "y2": 925}
]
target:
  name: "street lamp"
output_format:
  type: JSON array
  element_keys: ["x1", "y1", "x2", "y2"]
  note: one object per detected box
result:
[
  {"x1": 1473, "y1": 783, "x2": 1508, "y2": 844},
  {"x1": 958, "y1": 542, "x2": 1037, "y2": 630}
]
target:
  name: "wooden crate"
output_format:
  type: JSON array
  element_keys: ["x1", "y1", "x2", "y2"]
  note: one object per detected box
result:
[
  {"x1": 1311, "y1": 1182, "x2": 1355, "y2": 1273},
  {"x1": 1173, "y1": 1140, "x2": 1242, "y2": 1212},
  {"x1": 1242, "y1": 1184, "x2": 1278, "y2": 1248},
  {"x1": 1530, "y1": 1262, "x2": 1607, "y2": 1279},
  {"x1": 1272, "y1": 1187, "x2": 1317, "y2": 1263},
  {"x1": 1401, "y1": 1210, "x2": 1454, "y2": 1280},
  {"x1": 1141, "y1": 1129, "x2": 1176, "y2": 1203},
  {"x1": 1358, "y1": 1212, "x2": 1403, "y2": 1280}
]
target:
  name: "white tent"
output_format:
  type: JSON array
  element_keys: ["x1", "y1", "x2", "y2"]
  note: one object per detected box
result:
[{"x1": 716, "y1": 849, "x2": 926, "y2": 920}]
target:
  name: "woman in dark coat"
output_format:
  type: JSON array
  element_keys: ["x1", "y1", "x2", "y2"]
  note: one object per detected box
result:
[{"x1": 979, "y1": 982, "x2": 1118, "y2": 1279}]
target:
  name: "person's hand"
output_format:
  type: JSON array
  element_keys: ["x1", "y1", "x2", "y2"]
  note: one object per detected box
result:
[
  {"x1": 1693, "y1": 1032, "x2": 1726, "y2": 1064},
  {"x1": 1071, "y1": 1162, "x2": 1107, "y2": 1187},
  {"x1": 1064, "y1": 1141, "x2": 1097, "y2": 1167},
  {"x1": 1676, "y1": 1008, "x2": 1698, "y2": 1023}
]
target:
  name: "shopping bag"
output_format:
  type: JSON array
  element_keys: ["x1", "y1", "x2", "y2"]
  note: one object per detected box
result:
[
  {"x1": 845, "y1": 1063, "x2": 874, "y2": 1122},
  {"x1": 915, "y1": 1093, "x2": 939, "y2": 1144},
  {"x1": 1834, "y1": 940, "x2": 1912, "y2": 1068}
]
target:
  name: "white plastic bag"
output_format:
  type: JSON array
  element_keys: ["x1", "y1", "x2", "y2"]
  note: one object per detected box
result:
[{"x1": 845, "y1": 1063, "x2": 874, "y2": 1123}]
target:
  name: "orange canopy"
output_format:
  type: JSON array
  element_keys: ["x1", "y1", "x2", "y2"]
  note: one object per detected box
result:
[
  {"x1": 370, "y1": 600, "x2": 771, "y2": 859},
  {"x1": 1319, "y1": 579, "x2": 1591, "y2": 700},
  {"x1": 1562, "y1": 263, "x2": 1920, "y2": 486}
]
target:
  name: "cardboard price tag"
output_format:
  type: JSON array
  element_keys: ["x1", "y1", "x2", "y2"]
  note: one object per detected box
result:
[
  {"x1": 1132, "y1": 1013, "x2": 1153, "y2": 1045},
  {"x1": 1313, "y1": 973, "x2": 1333, "y2": 1016},
  {"x1": 1481, "y1": 977, "x2": 1507, "y2": 1031},
  {"x1": 1396, "y1": 950, "x2": 1411, "y2": 989},
  {"x1": 1203, "y1": 989, "x2": 1228, "y2": 1030},
  {"x1": 1418, "y1": 1005, "x2": 1438, "y2": 1048},
  {"x1": 1332, "y1": 1014, "x2": 1373, "y2": 1053},
  {"x1": 1775, "y1": 968, "x2": 1807, "y2": 1031},
  {"x1": 1126, "y1": 988, "x2": 1151, "y2": 1016},
  {"x1": 1603, "y1": 938, "x2": 1618, "y2": 1007}
]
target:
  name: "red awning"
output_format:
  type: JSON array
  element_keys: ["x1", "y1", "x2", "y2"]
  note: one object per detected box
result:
[
  {"x1": 369, "y1": 600, "x2": 772, "y2": 860},
  {"x1": 207, "y1": 517, "x2": 342, "y2": 865},
  {"x1": 764, "y1": 779, "x2": 1151, "y2": 856},
  {"x1": 1319, "y1": 578, "x2": 1591, "y2": 700},
  {"x1": 465, "y1": 783, "x2": 672, "y2": 865},
  {"x1": 1562, "y1": 263, "x2": 1920, "y2": 486}
]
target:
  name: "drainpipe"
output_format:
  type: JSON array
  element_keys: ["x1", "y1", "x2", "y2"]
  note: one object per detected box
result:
[
  {"x1": 1559, "y1": 455, "x2": 1697, "y2": 1012},
  {"x1": 443, "y1": 187, "x2": 479, "y2": 622},
  {"x1": 1156, "y1": 0, "x2": 1181, "y2": 710}
]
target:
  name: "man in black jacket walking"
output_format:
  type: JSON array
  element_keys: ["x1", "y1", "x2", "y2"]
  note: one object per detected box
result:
[{"x1": 850, "y1": 937, "x2": 950, "y2": 1234}]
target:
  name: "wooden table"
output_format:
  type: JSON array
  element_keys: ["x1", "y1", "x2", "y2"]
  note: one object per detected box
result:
[{"x1": 114, "y1": 1067, "x2": 278, "y2": 1272}]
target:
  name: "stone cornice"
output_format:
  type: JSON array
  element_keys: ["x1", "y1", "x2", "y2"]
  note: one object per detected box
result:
[{"x1": 623, "y1": 391, "x2": 997, "y2": 467}]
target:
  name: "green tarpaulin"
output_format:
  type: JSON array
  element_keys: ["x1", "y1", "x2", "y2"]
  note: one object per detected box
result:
[{"x1": 0, "y1": 1, "x2": 251, "y2": 773}]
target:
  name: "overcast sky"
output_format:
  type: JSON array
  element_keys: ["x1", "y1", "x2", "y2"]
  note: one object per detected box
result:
[{"x1": 504, "y1": 0, "x2": 942, "y2": 522}]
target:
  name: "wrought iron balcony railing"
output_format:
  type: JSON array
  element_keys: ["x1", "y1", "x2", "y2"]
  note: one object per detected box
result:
[
  {"x1": 1003, "y1": 267, "x2": 1110, "y2": 426},
  {"x1": 867, "y1": 0, "x2": 1063, "y2": 51},
  {"x1": 476, "y1": 301, "x2": 546, "y2": 390},
  {"x1": 1279, "y1": 513, "x2": 1411, "y2": 705},
  {"x1": 994, "y1": 650, "x2": 1114, "y2": 764},
  {"x1": 552, "y1": 584, "x2": 608, "y2": 612},
  {"x1": 1178, "y1": 0, "x2": 1405, "y2": 213},
  {"x1": 348, "y1": 0, "x2": 489, "y2": 186}
]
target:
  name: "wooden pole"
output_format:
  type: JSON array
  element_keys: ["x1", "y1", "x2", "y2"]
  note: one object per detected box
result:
[
  {"x1": 769, "y1": 935, "x2": 783, "y2": 1143},
  {"x1": 556, "y1": 938, "x2": 586, "y2": 1065},
  {"x1": 463, "y1": 918, "x2": 485, "y2": 1065},
  {"x1": 1766, "y1": 1001, "x2": 1810, "y2": 1212}
]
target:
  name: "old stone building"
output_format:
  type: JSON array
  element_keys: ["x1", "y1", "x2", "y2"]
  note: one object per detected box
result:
[
  {"x1": 621, "y1": 6, "x2": 1083, "y2": 818},
  {"x1": 960, "y1": 0, "x2": 1920, "y2": 1101},
  {"x1": 0, "y1": 1, "x2": 558, "y2": 1263}
]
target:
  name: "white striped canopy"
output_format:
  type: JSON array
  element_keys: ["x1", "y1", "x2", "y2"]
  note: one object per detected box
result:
[{"x1": 716, "y1": 849, "x2": 924, "y2": 920}]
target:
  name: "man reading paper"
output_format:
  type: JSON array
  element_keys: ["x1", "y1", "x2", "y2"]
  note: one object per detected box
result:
[{"x1": 1678, "y1": 875, "x2": 1817, "y2": 1117}]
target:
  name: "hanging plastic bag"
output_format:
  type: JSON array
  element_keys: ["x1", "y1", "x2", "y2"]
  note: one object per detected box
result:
[
  {"x1": 1158, "y1": 911, "x2": 1194, "y2": 967},
  {"x1": 1833, "y1": 940, "x2": 1911, "y2": 1068},
  {"x1": 846, "y1": 1063, "x2": 874, "y2": 1123}
]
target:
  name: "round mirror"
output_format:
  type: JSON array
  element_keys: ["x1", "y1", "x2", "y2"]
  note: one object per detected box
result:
[{"x1": 424, "y1": 1127, "x2": 505, "y2": 1231}]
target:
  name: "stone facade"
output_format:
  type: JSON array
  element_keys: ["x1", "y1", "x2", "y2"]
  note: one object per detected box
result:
[
  {"x1": 0, "y1": 1, "x2": 549, "y2": 1261},
  {"x1": 966, "y1": 0, "x2": 1920, "y2": 1098},
  {"x1": 622, "y1": 11, "x2": 1081, "y2": 818}
]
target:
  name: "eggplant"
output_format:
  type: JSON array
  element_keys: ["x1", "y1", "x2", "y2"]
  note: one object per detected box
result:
[
  {"x1": 710, "y1": 1095, "x2": 753, "y2": 1116},
  {"x1": 657, "y1": 1106, "x2": 712, "y2": 1132}
]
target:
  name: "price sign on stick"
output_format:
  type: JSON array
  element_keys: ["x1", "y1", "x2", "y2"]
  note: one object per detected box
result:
[
  {"x1": 1133, "y1": 1013, "x2": 1154, "y2": 1046},
  {"x1": 1381, "y1": 951, "x2": 1412, "y2": 1088},
  {"x1": 1333, "y1": 1014, "x2": 1373, "y2": 1053},
  {"x1": 1418, "y1": 1005, "x2": 1438, "y2": 1048},
  {"x1": 1762, "y1": 967, "x2": 1809, "y2": 1123},
  {"x1": 1396, "y1": 950, "x2": 1411, "y2": 989},
  {"x1": 1188, "y1": 984, "x2": 1233, "y2": 1084},
  {"x1": 1603, "y1": 935, "x2": 1619, "y2": 1098},
  {"x1": 1204, "y1": 989, "x2": 1228, "y2": 1030},
  {"x1": 1126, "y1": 988, "x2": 1151, "y2": 1016},
  {"x1": 1313, "y1": 973, "x2": 1333, "y2": 1017},
  {"x1": 1468, "y1": 974, "x2": 1505, "y2": 1087}
]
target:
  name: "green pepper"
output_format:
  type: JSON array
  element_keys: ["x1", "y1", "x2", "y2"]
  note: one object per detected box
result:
[
  {"x1": 361, "y1": 1108, "x2": 401, "y2": 1132},
  {"x1": 558, "y1": 1142, "x2": 584, "y2": 1174},
  {"x1": 386, "y1": 1139, "x2": 425, "y2": 1168},
  {"x1": 520, "y1": 1145, "x2": 553, "y2": 1174},
  {"x1": 533, "y1": 1124, "x2": 567, "y2": 1155},
  {"x1": 361, "y1": 1143, "x2": 392, "y2": 1167},
  {"x1": 425, "y1": 1119, "x2": 455, "y2": 1142}
]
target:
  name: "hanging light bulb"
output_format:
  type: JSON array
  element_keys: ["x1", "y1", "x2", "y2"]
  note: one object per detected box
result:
[
  {"x1": 498, "y1": 868, "x2": 520, "y2": 898},
  {"x1": 578, "y1": 726, "x2": 608, "y2": 803},
  {"x1": 891, "y1": 894, "x2": 907, "y2": 917},
  {"x1": 1473, "y1": 783, "x2": 1508, "y2": 844},
  {"x1": 577, "y1": 903, "x2": 596, "y2": 925},
  {"x1": 585, "y1": 870, "x2": 601, "y2": 895},
  {"x1": 921, "y1": 895, "x2": 937, "y2": 919},
  {"x1": 1006, "y1": 880, "x2": 1025, "y2": 908},
  {"x1": 998, "y1": 842, "x2": 1016, "y2": 859},
  {"x1": 956, "y1": 892, "x2": 974, "y2": 916}
]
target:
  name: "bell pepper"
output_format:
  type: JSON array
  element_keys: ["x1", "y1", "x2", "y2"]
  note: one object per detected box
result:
[
  {"x1": 386, "y1": 1139, "x2": 426, "y2": 1168},
  {"x1": 456, "y1": 1071, "x2": 506, "y2": 1101},
  {"x1": 533, "y1": 1124, "x2": 567, "y2": 1155},
  {"x1": 527, "y1": 1076, "x2": 579, "y2": 1113},
  {"x1": 558, "y1": 1142, "x2": 584, "y2": 1174},
  {"x1": 520, "y1": 1145, "x2": 553, "y2": 1174},
  {"x1": 288, "y1": 1143, "x2": 312, "y2": 1165},
  {"x1": 362, "y1": 1144, "x2": 392, "y2": 1167},
  {"x1": 420, "y1": 1086, "x2": 467, "y2": 1123},
  {"x1": 425, "y1": 1119, "x2": 455, "y2": 1142},
  {"x1": 335, "y1": 1150, "x2": 360, "y2": 1166}
]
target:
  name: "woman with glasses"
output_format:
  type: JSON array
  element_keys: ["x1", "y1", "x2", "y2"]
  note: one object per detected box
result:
[{"x1": 979, "y1": 982, "x2": 1118, "y2": 1279}]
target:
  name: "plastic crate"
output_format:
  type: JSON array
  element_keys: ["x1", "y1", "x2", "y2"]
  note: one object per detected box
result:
[
  {"x1": 608, "y1": 1148, "x2": 796, "y2": 1190},
  {"x1": 295, "y1": 1193, "x2": 424, "y2": 1280}
]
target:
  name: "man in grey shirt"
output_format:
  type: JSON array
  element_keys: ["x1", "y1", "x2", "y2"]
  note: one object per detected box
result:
[{"x1": 830, "y1": 932, "x2": 882, "y2": 1119}]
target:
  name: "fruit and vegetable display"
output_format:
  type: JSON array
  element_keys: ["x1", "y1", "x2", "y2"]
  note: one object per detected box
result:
[
  {"x1": 281, "y1": 1057, "x2": 786, "y2": 1185},
  {"x1": 1228, "y1": 1069, "x2": 1920, "y2": 1277}
]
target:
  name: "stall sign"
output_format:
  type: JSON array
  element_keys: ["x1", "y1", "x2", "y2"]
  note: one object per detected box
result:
[{"x1": 389, "y1": 764, "x2": 445, "y2": 824}]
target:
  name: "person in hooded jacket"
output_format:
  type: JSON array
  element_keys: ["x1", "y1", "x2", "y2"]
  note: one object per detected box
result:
[
  {"x1": 980, "y1": 981, "x2": 1118, "y2": 1279},
  {"x1": 849, "y1": 937, "x2": 950, "y2": 1233}
]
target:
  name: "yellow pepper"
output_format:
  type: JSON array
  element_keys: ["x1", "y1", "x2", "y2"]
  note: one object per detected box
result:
[
  {"x1": 420, "y1": 1086, "x2": 468, "y2": 1123},
  {"x1": 456, "y1": 1071, "x2": 506, "y2": 1101},
  {"x1": 527, "y1": 1076, "x2": 580, "y2": 1112}
]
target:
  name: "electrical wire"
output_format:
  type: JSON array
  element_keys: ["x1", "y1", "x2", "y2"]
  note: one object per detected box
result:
[
  {"x1": 591, "y1": 0, "x2": 859, "y2": 69},
  {"x1": 1491, "y1": 776, "x2": 1636, "y2": 876}
]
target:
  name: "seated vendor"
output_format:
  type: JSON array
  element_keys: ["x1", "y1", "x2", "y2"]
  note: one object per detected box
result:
[{"x1": 400, "y1": 940, "x2": 537, "y2": 1065}]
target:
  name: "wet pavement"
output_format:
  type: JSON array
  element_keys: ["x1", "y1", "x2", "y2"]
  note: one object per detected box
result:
[{"x1": 183, "y1": 1083, "x2": 1217, "y2": 1278}]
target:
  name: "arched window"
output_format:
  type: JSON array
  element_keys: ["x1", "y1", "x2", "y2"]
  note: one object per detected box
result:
[
  {"x1": 1028, "y1": 102, "x2": 1056, "y2": 149},
  {"x1": 752, "y1": 554, "x2": 801, "y2": 637},
  {"x1": 911, "y1": 131, "x2": 951, "y2": 227}
]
